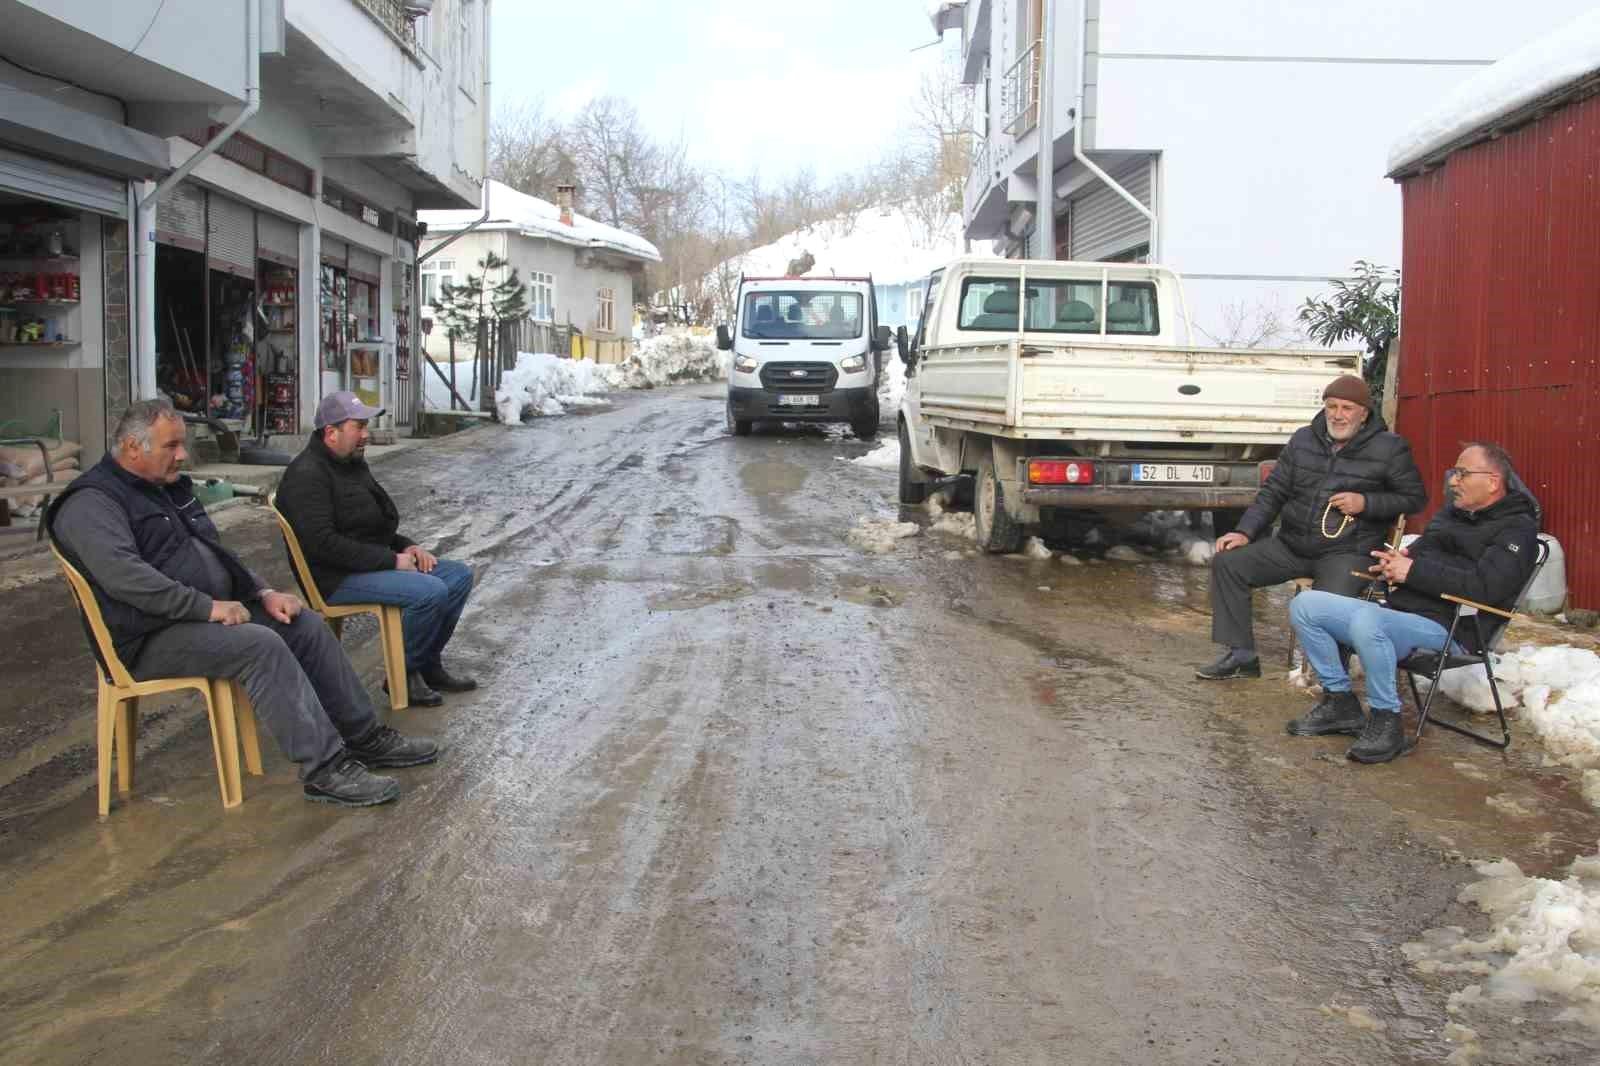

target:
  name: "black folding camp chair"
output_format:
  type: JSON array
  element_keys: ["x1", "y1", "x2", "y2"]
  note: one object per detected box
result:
[{"x1": 1399, "y1": 538, "x2": 1550, "y2": 750}]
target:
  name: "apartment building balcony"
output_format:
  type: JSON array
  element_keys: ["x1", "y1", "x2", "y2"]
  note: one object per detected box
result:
[{"x1": 1001, "y1": 38, "x2": 1041, "y2": 137}]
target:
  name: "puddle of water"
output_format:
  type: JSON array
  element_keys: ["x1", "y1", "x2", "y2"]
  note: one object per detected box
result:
[{"x1": 646, "y1": 582, "x2": 753, "y2": 612}]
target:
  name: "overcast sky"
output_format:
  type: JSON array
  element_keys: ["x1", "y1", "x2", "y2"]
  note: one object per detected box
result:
[{"x1": 488, "y1": 0, "x2": 958, "y2": 182}]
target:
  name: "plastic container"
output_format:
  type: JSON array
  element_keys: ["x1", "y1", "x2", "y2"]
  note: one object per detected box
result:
[{"x1": 1521, "y1": 533, "x2": 1567, "y2": 614}]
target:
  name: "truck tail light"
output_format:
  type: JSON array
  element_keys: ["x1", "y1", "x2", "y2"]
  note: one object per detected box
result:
[
  {"x1": 1029, "y1": 459, "x2": 1095, "y2": 485},
  {"x1": 1258, "y1": 460, "x2": 1277, "y2": 484}
]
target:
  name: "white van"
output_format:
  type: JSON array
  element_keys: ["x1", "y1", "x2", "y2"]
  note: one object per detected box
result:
[{"x1": 716, "y1": 275, "x2": 893, "y2": 439}]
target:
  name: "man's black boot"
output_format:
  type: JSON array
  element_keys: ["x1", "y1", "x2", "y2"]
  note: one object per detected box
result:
[
  {"x1": 304, "y1": 755, "x2": 400, "y2": 807},
  {"x1": 1347, "y1": 711, "x2": 1407, "y2": 764},
  {"x1": 347, "y1": 725, "x2": 440, "y2": 769},
  {"x1": 1286, "y1": 691, "x2": 1367, "y2": 736},
  {"x1": 387, "y1": 672, "x2": 443, "y2": 707},
  {"x1": 1195, "y1": 647, "x2": 1261, "y2": 680},
  {"x1": 422, "y1": 665, "x2": 478, "y2": 693}
]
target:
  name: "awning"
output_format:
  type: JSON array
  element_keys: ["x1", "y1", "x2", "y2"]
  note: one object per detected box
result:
[{"x1": 0, "y1": 85, "x2": 170, "y2": 184}]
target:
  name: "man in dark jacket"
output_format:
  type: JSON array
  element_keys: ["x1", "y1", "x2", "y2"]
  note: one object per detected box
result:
[
  {"x1": 47, "y1": 399, "x2": 437, "y2": 808},
  {"x1": 1288, "y1": 442, "x2": 1539, "y2": 763},
  {"x1": 276, "y1": 392, "x2": 475, "y2": 707},
  {"x1": 1196, "y1": 375, "x2": 1428, "y2": 680}
]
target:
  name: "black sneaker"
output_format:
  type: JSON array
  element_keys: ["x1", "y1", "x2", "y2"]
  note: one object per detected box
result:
[
  {"x1": 347, "y1": 725, "x2": 440, "y2": 769},
  {"x1": 385, "y1": 672, "x2": 443, "y2": 707},
  {"x1": 1347, "y1": 711, "x2": 1406, "y2": 764},
  {"x1": 422, "y1": 665, "x2": 478, "y2": 693},
  {"x1": 1195, "y1": 648, "x2": 1262, "y2": 680},
  {"x1": 1286, "y1": 691, "x2": 1367, "y2": 736},
  {"x1": 304, "y1": 755, "x2": 400, "y2": 807}
]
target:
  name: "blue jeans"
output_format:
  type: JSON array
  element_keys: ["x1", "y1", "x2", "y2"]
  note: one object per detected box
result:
[
  {"x1": 326, "y1": 558, "x2": 475, "y2": 674},
  {"x1": 1289, "y1": 589, "x2": 1461, "y2": 713}
]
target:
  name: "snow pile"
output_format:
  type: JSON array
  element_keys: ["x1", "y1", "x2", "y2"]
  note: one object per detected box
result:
[
  {"x1": 930, "y1": 511, "x2": 976, "y2": 541},
  {"x1": 1423, "y1": 645, "x2": 1600, "y2": 769},
  {"x1": 878, "y1": 348, "x2": 907, "y2": 415},
  {"x1": 1403, "y1": 854, "x2": 1600, "y2": 1029},
  {"x1": 1388, "y1": 8, "x2": 1600, "y2": 174},
  {"x1": 1020, "y1": 536, "x2": 1053, "y2": 560},
  {"x1": 849, "y1": 440, "x2": 900, "y2": 470},
  {"x1": 1104, "y1": 545, "x2": 1146, "y2": 563},
  {"x1": 846, "y1": 517, "x2": 920, "y2": 555},
  {"x1": 600, "y1": 332, "x2": 725, "y2": 390},
  {"x1": 494, "y1": 351, "x2": 610, "y2": 422}
]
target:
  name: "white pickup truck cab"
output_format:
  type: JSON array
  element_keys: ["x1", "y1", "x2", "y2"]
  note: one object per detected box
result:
[
  {"x1": 717, "y1": 275, "x2": 893, "y2": 439},
  {"x1": 897, "y1": 257, "x2": 1360, "y2": 552}
]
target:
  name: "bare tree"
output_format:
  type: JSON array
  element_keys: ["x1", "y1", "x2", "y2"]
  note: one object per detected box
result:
[
  {"x1": 1195, "y1": 298, "x2": 1294, "y2": 349},
  {"x1": 489, "y1": 99, "x2": 577, "y2": 198}
]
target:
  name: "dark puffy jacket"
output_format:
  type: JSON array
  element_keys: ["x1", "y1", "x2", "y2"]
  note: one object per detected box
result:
[
  {"x1": 1389, "y1": 490, "x2": 1540, "y2": 651},
  {"x1": 1237, "y1": 410, "x2": 1427, "y2": 558},
  {"x1": 275, "y1": 435, "x2": 413, "y2": 597}
]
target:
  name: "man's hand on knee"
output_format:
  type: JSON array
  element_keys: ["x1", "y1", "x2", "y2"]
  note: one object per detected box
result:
[
  {"x1": 1216, "y1": 532, "x2": 1250, "y2": 553},
  {"x1": 403, "y1": 545, "x2": 438, "y2": 574},
  {"x1": 210, "y1": 600, "x2": 250, "y2": 626},
  {"x1": 260, "y1": 589, "x2": 305, "y2": 624}
]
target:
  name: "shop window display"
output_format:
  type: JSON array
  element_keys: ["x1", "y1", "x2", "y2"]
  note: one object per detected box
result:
[
  {"x1": 320, "y1": 264, "x2": 347, "y2": 372},
  {"x1": 260, "y1": 264, "x2": 298, "y2": 434},
  {"x1": 0, "y1": 205, "x2": 82, "y2": 349}
]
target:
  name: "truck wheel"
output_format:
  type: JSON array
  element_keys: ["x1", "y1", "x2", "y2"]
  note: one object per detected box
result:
[
  {"x1": 1211, "y1": 508, "x2": 1246, "y2": 536},
  {"x1": 727, "y1": 403, "x2": 752, "y2": 437},
  {"x1": 898, "y1": 419, "x2": 928, "y2": 504},
  {"x1": 974, "y1": 452, "x2": 1025, "y2": 554}
]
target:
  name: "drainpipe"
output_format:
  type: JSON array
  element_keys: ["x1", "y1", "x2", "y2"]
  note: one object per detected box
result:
[
  {"x1": 1033, "y1": 0, "x2": 1054, "y2": 260},
  {"x1": 1067, "y1": 0, "x2": 1156, "y2": 255},
  {"x1": 134, "y1": 0, "x2": 261, "y2": 399}
]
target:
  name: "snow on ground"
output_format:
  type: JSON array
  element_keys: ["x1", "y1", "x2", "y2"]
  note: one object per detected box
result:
[
  {"x1": 599, "y1": 332, "x2": 725, "y2": 390},
  {"x1": 878, "y1": 350, "x2": 907, "y2": 418},
  {"x1": 1403, "y1": 853, "x2": 1600, "y2": 1031},
  {"x1": 846, "y1": 516, "x2": 920, "y2": 555},
  {"x1": 1421, "y1": 644, "x2": 1600, "y2": 772},
  {"x1": 847, "y1": 440, "x2": 899, "y2": 470},
  {"x1": 1388, "y1": 8, "x2": 1600, "y2": 174},
  {"x1": 494, "y1": 351, "x2": 611, "y2": 423}
]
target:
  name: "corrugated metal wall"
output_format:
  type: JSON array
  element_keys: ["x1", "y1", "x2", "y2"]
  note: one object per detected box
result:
[
  {"x1": 1396, "y1": 91, "x2": 1600, "y2": 609},
  {"x1": 1069, "y1": 157, "x2": 1152, "y2": 262}
]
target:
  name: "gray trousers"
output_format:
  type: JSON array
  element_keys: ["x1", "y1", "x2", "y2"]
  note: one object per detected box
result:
[
  {"x1": 1210, "y1": 536, "x2": 1368, "y2": 651},
  {"x1": 132, "y1": 605, "x2": 378, "y2": 778}
]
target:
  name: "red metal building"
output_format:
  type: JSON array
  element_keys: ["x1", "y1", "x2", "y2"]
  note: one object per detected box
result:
[{"x1": 1389, "y1": 84, "x2": 1600, "y2": 610}]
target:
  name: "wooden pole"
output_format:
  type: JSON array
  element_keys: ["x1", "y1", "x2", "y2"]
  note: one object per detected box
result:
[{"x1": 1381, "y1": 337, "x2": 1400, "y2": 428}]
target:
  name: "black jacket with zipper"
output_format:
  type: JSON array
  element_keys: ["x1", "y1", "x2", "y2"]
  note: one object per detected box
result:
[
  {"x1": 1236, "y1": 410, "x2": 1427, "y2": 558},
  {"x1": 275, "y1": 434, "x2": 414, "y2": 597},
  {"x1": 1388, "y1": 490, "x2": 1540, "y2": 652}
]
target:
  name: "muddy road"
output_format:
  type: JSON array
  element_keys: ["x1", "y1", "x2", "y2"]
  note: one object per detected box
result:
[{"x1": 2, "y1": 386, "x2": 1597, "y2": 1065}]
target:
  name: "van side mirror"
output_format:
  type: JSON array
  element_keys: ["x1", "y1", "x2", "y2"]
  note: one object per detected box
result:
[
  {"x1": 715, "y1": 324, "x2": 733, "y2": 351},
  {"x1": 873, "y1": 324, "x2": 891, "y2": 352},
  {"x1": 895, "y1": 325, "x2": 911, "y2": 364}
]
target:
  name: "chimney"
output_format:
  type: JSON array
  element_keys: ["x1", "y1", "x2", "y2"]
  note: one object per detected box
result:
[{"x1": 555, "y1": 184, "x2": 575, "y2": 226}]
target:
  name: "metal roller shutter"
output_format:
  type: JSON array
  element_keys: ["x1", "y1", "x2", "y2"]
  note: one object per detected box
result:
[
  {"x1": 0, "y1": 146, "x2": 128, "y2": 217},
  {"x1": 258, "y1": 213, "x2": 299, "y2": 266},
  {"x1": 1069, "y1": 157, "x2": 1153, "y2": 263},
  {"x1": 321, "y1": 237, "x2": 347, "y2": 267},
  {"x1": 155, "y1": 181, "x2": 206, "y2": 251},
  {"x1": 206, "y1": 192, "x2": 255, "y2": 277},
  {"x1": 349, "y1": 246, "x2": 382, "y2": 284}
]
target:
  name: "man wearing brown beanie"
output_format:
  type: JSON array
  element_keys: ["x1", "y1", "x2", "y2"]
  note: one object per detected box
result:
[{"x1": 1196, "y1": 374, "x2": 1427, "y2": 685}]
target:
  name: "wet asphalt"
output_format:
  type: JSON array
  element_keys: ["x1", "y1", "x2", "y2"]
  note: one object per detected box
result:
[{"x1": 1, "y1": 385, "x2": 1598, "y2": 1065}]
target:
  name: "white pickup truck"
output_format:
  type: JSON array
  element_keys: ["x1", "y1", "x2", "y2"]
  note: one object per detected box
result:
[{"x1": 896, "y1": 257, "x2": 1361, "y2": 552}]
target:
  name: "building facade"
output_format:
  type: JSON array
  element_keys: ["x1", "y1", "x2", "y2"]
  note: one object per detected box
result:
[
  {"x1": 0, "y1": 0, "x2": 488, "y2": 460},
  {"x1": 418, "y1": 180, "x2": 659, "y2": 387},
  {"x1": 935, "y1": 0, "x2": 1596, "y2": 349}
]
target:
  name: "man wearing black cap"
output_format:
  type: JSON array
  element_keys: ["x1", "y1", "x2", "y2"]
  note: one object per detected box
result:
[
  {"x1": 276, "y1": 392, "x2": 477, "y2": 707},
  {"x1": 1195, "y1": 374, "x2": 1427, "y2": 685}
]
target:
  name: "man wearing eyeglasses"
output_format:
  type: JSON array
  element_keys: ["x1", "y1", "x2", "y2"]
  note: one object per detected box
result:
[
  {"x1": 1196, "y1": 375, "x2": 1428, "y2": 681},
  {"x1": 1287, "y1": 442, "x2": 1539, "y2": 763}
]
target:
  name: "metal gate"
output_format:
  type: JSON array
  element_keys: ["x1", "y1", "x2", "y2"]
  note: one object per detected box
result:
[
  {"x1": 1068, "y1": 156, "x2": 1153, "y2": 262},
  {"x1": 155, "y1": 181, "x2": 205, "y2": 251},
  {"x1": 0, "y1": 146, "x2": 128, "y2": 217},
  {"x1": 206, "y1": 192, "x2": 255, "y2": 278}
]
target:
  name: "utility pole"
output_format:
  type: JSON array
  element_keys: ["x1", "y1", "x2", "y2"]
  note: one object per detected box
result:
[{"x1": 1034, "y1": 0, "x2": 1055, "y2": 259}]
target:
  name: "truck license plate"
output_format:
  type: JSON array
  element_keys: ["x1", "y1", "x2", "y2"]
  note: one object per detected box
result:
[
  {"x1": 778, "y1": 394, "x2": 820, "y2": 406},
  {"x1": 1133, "y1": 463, "x2": 1213, "y2": 483}
]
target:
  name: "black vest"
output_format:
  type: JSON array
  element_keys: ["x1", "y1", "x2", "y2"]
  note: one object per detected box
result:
[{"x1": 45, "y1": 455, "x2": 259, "y2": 666}]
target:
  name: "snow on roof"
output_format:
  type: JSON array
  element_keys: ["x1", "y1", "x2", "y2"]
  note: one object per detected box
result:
[
  {"x1": 420, "y1": 180, "x2": 661, "y2": 263},
  {"x1": 1388, "y1": 8, "x2": 1600, "y2": 176},
  {"x1": 706, "y1": 204, "x2": 986, "y2": 295}
]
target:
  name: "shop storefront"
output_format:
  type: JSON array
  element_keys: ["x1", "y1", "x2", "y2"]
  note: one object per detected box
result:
[{"x1": 152, "y1": 180, "x2": 305, "y2": 438}]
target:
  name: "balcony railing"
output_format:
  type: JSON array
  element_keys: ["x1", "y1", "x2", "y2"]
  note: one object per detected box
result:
[
  {"x1": 1001, "y1": 38, "x2": 1041, "y2": 137},
  {"x1": 352, "y1": 0, "x2": 419, "y2": 54},
  {"x1": 969, "y1": 136, "x2": 991, "y2": 196}
]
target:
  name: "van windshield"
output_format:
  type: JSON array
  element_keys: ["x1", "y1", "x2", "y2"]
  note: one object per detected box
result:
[{"x1": 742, "y1": 291, "x2": 863, "y2": 340}]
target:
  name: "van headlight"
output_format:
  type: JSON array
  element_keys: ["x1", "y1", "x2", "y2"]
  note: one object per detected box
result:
[
  {"x1": 840, "y1": 353, "x2": 867, "y2": 373},
  {"x1": 734, "y1": 354, "x2": 759, "y2": 373}
]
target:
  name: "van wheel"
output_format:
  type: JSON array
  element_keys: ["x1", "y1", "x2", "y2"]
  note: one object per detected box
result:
[
  {"x1": 974, "y1": 452, "x2": 1024, "y2": 554},
  {"x1": 852, "y1": 419, "x2": 879, "y2": 441},
  {"x1": 898, "y1": 420, "x2": 928, "y2": 504},
  {"x1": 727, "y1": 404, "x2": 752, "y2": 437}
]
